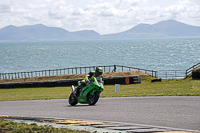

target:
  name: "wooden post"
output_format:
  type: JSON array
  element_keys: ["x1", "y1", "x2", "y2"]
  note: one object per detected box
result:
[{"x1": 113, "y1": 65, "x2": 116, "y2": 72}]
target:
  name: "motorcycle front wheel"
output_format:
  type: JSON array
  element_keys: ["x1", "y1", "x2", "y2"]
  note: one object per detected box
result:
[
  {"x1": 88, "y1": 91, "x2": 100, "y2": 105},
  {"x1": 69, "y1": 93, "x2": 78, "y2": 106}
]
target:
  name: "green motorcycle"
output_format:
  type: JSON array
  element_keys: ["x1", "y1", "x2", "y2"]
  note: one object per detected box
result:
[{"x1": 68, "y1": 77, "x2": 104, "y2": 106}]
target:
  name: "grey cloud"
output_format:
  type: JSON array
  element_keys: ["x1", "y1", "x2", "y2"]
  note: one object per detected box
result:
[
  {"x1": 0, "y1": 5, "x2": 11, "y2": 13},
  {"x1": 48, "y1": 11, "x2": 66, "y2": 20},
  {"x1": 97, "y1": 10, "x2": 115, "y2": 17}
]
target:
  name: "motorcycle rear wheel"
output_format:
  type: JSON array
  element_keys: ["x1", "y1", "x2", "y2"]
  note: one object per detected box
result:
[
  {"x1": 88, "y1": 91, "x2": 100, "y2": 105},
  {"x1": 69, "y1": 93, "x2": 78, "y2": 106}
]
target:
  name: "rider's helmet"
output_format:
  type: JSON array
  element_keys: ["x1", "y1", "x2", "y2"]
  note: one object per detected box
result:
[{"x1": 95, "y1": 67, "x2": 103, "y2": 76}]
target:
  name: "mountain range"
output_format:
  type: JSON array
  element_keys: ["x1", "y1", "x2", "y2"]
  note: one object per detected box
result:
[{"x1": 0, "y1": 20, "x2": 200, "y2": 41}]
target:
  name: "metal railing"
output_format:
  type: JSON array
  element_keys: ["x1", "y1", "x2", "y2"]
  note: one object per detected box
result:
[
  {"x1": 186, "y1": 62, "x2": 200, "y2": 77},
  {"x1": 0, "y1": 65, "x2": 157, "y2": 80},
  {"x1": 157, "y1": 70, "x2": 185, "y2": 79},
  {"x1": 113, "y1": 65, "x2": 157, "y2": 77}
]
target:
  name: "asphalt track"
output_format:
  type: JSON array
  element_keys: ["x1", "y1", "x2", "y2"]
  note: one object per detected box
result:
[{"x1": 0, "y1": 96, "x2": 200, "y2": 131}]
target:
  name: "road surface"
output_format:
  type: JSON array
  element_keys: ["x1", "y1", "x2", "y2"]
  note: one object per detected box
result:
[{"x1": 0, "y1": 96, "x2": 200, "y2": 131}]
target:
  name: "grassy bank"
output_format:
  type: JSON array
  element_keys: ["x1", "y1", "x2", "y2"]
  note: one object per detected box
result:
[
  {"x1": 0, "y1": 118, "x2": 88, "y2": 133},
  {"x1": 0, "y1": 76, "x2": 199, "y2": 101},
  {"x1": 0, "y1": 71, "x2": 148, "y2": 83}
]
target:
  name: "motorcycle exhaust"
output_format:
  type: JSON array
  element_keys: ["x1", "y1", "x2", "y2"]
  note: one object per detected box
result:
[
  {"x1": 71, "y1": 85, "x2": 78, "y2": 99},
  {"x1": 71, "y1": 85, "x2": 75, "y2": 92}
]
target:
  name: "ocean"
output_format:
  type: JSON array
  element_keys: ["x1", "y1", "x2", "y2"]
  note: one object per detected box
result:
[{"x1": 0, "y1": 38, "x2": 200, "y2": 74}]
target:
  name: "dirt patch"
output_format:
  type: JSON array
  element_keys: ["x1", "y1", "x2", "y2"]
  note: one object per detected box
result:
[{"x1": 0, "y1": 71, "x2": 149, "y2": 84}]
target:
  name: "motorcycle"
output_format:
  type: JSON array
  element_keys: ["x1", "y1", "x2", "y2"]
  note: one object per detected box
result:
[{"x1": 68, "y1": 77, "x2": 104, "y2": 106}]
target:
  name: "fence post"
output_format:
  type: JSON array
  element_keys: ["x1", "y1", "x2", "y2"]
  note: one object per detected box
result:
[{"x1": 186, "y1": 70, "x2": 187, "y2": 77}]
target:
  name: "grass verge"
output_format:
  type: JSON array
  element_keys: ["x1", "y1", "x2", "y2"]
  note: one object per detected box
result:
[
  {"x1": 0, "y1": 118, "x2": 88, "y2": 133},
  {"x1": 0, "y1": 76, "x2": 200, "y2": 101}
]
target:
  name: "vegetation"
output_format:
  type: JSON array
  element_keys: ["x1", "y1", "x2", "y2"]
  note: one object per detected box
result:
[
  {"x1": 0, "y1": 71, "x2": 148, "y2": 83},
  {"x1": 0, "y1": 118, "x2": 88, "y2": 133},
  {"x1": 0, "y1": 75, "x2": 200, "y2": 101},
  {"x1": 192, "y1": 67, "x2": 200, "y2": 73}
]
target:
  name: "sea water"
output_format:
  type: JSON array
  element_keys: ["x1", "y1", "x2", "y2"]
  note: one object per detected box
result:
[{"x1": 0, "y1": 38, "x2": 200, "y2": 73}]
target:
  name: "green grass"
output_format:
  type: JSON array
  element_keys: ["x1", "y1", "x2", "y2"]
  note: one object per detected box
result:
[
  {"x1": 0, "y1": 118, "x2": 88, "y2": 133},
  {"x1": 0, "y1": 76, "x2": 200, "y2": 101}
]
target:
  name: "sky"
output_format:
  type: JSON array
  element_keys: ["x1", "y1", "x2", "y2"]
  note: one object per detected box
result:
[{"x1": 0, "y1": 0, "x2": 200, "y2": 35}]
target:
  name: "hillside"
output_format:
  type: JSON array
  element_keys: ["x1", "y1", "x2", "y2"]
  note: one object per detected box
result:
[
  {"x1": 0, "y1": 24, "x2": 100, "y2": 41},
  {"x1": 0, "y1": 71, "x2": 149, "y2": 84},
  {"x1": 0, "y1": 20, "x2": 200, "y2": 41},
  {"x1": 104, "y1": 20, "x2": 200, "y2": 39}
]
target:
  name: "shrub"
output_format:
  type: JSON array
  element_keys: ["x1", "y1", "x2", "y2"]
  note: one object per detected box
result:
[
  {"x1": 192, "y1": 67, "x2": 200, "y2": 73},
  {"x1": 192, "y1": 67, "x2": 200, "y2": 79}
]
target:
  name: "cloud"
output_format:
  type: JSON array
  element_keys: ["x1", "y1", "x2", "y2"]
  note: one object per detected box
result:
[
  {"x1": 0, "y1": 0, "x2": 200, "y2": 34},
  {"x1": 0, "y1": 5, "x2": 11, "y2": 13},
  {"x1": 165, "y1": 1, "x2": 200, "y2": 23}
]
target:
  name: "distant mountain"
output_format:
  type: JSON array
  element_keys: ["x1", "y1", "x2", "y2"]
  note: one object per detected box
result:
[
  {"x1": 103, "y1": 20, "x2": 200, "y2": 39},
  {"x1": 0, "y1": 24, "x2": 100, "y2": 41},
  {"x1": 0, "y1": 20, "x2": 200, "y2": 41}
]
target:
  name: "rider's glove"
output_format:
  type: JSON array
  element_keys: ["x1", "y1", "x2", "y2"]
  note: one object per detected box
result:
[
  {"x1": 85, "y1": 79, "x2": 90, "y2": 85},
  {"x1": 78, "y1": 81, "x2": 81, "y2": 86}
]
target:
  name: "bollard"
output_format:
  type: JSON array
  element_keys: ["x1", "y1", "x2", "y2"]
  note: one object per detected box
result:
[{"x1": 115, "y1": 84, "x2": 120, "y2": 92}]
